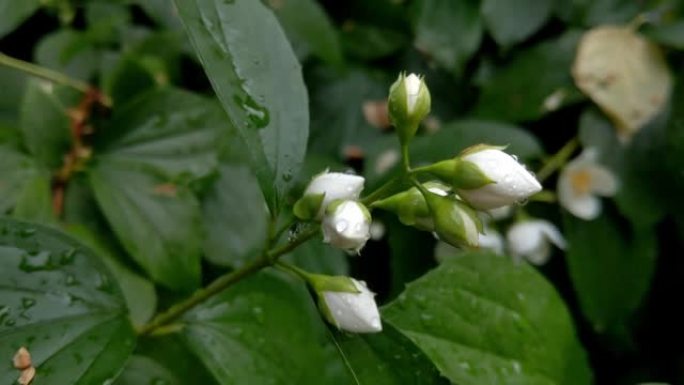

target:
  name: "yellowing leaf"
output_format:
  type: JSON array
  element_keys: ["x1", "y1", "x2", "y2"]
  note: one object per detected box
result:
[{"x1": 572, "y1": 25, "x2": 672, "y2": 142}]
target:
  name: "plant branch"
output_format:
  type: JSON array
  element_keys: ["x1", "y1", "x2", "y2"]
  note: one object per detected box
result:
[
  {"x1": 535, "y1": 137, "x2": 579, "y2": 183},
  {"x1": 0, "y1": 52, "x2": 111, "y2": 107},
  {"x1": 137, "y1": 226, "x2": 320, "y2": 336}
]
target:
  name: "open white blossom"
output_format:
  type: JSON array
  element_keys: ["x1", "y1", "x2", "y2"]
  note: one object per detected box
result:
[
  {"x1": 457, "y1": 148, "x2": 542, "y2": 210},
  {"x1": 322, "y1": 200, "x2": 371, "y2": 253},
  {"x1": 303, "y1": 171, "x2": 365, "y2": 219},
  {"x1": 322, "y1": 279, "x2": 382, "y2": 333},
  {"x1": 507, "y1": 220, "x2": 566, "y2": 265},
  {"x1": 557, "y1": 149, "x2": 618, "y2": 220}
]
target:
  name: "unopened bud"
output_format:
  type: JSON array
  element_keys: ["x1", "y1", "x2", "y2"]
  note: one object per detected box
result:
[{"x1": 388, "y1": 72, "x2": 431, "y2": 145}]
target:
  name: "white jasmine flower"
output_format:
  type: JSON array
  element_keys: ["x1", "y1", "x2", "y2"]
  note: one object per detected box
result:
[
  {"x1": 557, "y1": 149, "x2": 618, "y2": 220},
  {"x1": 321, "y1": 279, "x2": 382, "y2": 333},
  {"x1": 303, "y1": 171, "x2": 365, "y2": 219},
  {"x1": 322, "y1": 200, "x2": 371, "y2": 253},
  {"x1": 457, "y1": 148, "x2": 542, "y2": 210},
  {"x1": 479, "y1": 227, "x2": 505, "y2": 254},
  {"x1": 507, "y1": 220, "x2": 566, "y2": 265}
]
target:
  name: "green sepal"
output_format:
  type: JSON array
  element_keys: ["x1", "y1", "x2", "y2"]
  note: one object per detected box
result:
[
  {"x1": 293, "y1": 192, "x2": 325, "y2": 220},
  {"x1": 422, "y1": 191, "x2": 482, "y2": 248},
  {"x1": 309, "y1": 273, "x2": 361, "y2": 294},
  {"x1": 458, "y1": 143, "x2": 508, "y2": 157},
  {"x1": 372, "y1": 181, "x2": 448, "y2": 231},
  {"x1": 423, "y1": 158, "x2": 494, "y2": 190}
]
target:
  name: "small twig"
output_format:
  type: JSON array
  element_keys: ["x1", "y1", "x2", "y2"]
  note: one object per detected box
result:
[
  {"x1": 535, "y1": 137, "x2": 579, "y2": 183},
  {"x1": 0, "y1": 52, "x2": 111, "y2": 107}
]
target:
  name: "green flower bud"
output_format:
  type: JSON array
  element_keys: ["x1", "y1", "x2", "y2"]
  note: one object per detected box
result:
[
  {"x1": 293, "y1": 193, "x2": 325, "y2": 220},
  {"x1": 388, "y1": 72, "x2": 431, "y2": 145},
  {"x1": 422, "y1": 191, "x2": 482, "y2": 248},
  {"x1": 372, "y1": 181, "x2": 450, "y2": 231}
]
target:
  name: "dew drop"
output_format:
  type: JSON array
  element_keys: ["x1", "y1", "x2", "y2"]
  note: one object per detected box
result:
[{"x1": 21, "y1": 297, "x2": 36, "y2": 309}]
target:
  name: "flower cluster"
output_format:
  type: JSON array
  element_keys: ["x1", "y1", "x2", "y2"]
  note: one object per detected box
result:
[{"x1": 287, "y1": 72, "x2": 621, "y2": 335}]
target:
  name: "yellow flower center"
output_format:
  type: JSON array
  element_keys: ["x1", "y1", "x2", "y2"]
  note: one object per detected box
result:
[{"x1": 570, "y1": 169, "x2": 592, "y2": 195}]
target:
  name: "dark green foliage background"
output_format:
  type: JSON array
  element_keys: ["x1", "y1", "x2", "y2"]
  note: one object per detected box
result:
[{"x1": 1, "y1": 0, "x2": 684, "y2": 384}]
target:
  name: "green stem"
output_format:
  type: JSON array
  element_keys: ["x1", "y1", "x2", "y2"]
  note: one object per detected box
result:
[
  {"x1": 0, "y1": 52, "x2": 111, "y2": 107},
  {"x1": 360, "y1": 175, "x2": 408, "y2": 206},
  {"x1": 401, "y1": 144, "x2": 411, "y2": 173},
  {"x1": 137, "y1": 226, "x2": 320, "y2": 336},
  {"x1": 535, "y1": 137, "x2": 579, "y2": 183},
  {"x1": 275, "y1": 260, "x2": 312, "y2": 282}
]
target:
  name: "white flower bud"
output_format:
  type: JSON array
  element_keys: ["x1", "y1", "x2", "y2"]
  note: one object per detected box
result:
[
  {"x1": 506, "y1": 220, "x2": 566, "y2": 265},
  {"x1": 301, "y1": 171, "x2": 365, "y2": 219},
  {"x1": 321, "y1": 278, "x2": 382, "y2": 333},
  {"x1": 322, "y1": 200, "x2": 371, "y2": 253},
  {"x1": 457, "y1": 148, "x2": 542, "y2": 210}
]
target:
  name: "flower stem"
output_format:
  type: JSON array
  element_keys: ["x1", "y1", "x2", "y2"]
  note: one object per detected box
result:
[
  {"x1": 535, "y1": 137, "x2": 579, "y2": 183},
  {"x1": 0, "y1": 52, "x2": 112, "y2": 107},
  {"x1": 137, "y1": 226, "x2": 320, "y2": 336}
]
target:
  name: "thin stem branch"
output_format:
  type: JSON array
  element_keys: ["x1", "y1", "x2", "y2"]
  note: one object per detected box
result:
[
  {"x1": 137, "y1": 226, "x2": 320, "y2": 336},
  {"x1": 0, "y1": 52, "x2": 111, "y2": 107},
  {"x1": 535, "y1": 137, "x2": 579, "y2": 183}
]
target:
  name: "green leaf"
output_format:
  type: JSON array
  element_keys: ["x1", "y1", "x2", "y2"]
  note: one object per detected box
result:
[
  {"x1": 84, "y1": 1, "x2": 131, "y2": 45},
  {"x1": 202, "y1": 163, "x2": 268, "y2": 268},
  {"x1": 34, "y1": 29, "x2": 99, "y2": 81},
  {"x1": 0, "y1": 66, "x2": 27, "y2": 128},
  {"x1": 413, "y1": 0, "x2": 482, "y2": 75},
  {"x1": 96, "y1": 88, "x2": 222, "y2": 181},
  {"x1": 134, "y1": 335, "x2": 219, "y2": 385},
  {"x1": 284, "y1": 237, "x2": 349, "y2": 276},
  {"x1": 114, "y1": 355, "x2": 180, "y2": 385},
  {"x1": 67, "y1": 225, "x2": 157, "y2": 328},
  {"x1": 12, "y1": 170, "x2": 55, "y2": 225},
  {"x1": 181, "y1": 271, "x2": 348, "y2": 384},
  {"x1": 578, "y1": 109, "x2": 668, "y2": 225},
  {"x1": 20, "y1": 80, "x2": 75, "y2": 170},
  {"x1": 563, "y1": 211, "x2": 657, "y2": 339},
  {"x1": 0, "y1": 0, "x2": 40, "y2": 38},
  {"x1": 643, "y1": 21, "x2": 684, "y2": 49},
  {"x1": 481, "y1": 0, "x2": 554, "y2": 47},
  {"x1": 474, "y1": 31, "x2": 584, "y2": 122},
  {"x1": 269, "y1": 0, "x2": 343, "y2": 66},
  {"x1": 308, "y1": 67, "x2": 388, "y2": 156},
  {"x1": 383, "y1": 252, "x2": 592, "y2": 385},
  {"x1": 556, "y1": 0, "x2": 640, "y2": 27},
  {"x1": 89, "y1": 162, "x2": 202, "y2": 291},
  {"x1": 102, "y1": 56, "x2": 157, "y2": 108},
  {"x1": 386, "y1": 216, "x2": 437, "y2": 299},
  {"x1": 411, "y1": 120, "x2": 543, "y2": 162},
  {"x1": 173, "y1": 0, "x2": 309, "y2": 215},
  {"x1": 341, "y1": 24, "x2": 409, "y2": 61},
  {"x1": 333, "y1": 324, "x2": 448, "y2": 385},
  {"x1": 0, "y1": 146, "x2": 42, "y2": 213},
  {"x1": 0, "y1": 217, "x2": 135, "y2": 384}
]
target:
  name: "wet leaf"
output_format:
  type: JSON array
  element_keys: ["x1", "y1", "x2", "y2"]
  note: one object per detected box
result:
[{"x1": 0, "y1": 217, "x2": 135, "y2": 384}]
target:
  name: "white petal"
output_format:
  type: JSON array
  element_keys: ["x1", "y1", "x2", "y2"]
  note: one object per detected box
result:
[
  {"x1": 324, "y1": 280, "x2": 382, "y2": 333},
  {"x1": 507, "y1": 221, "x2": 546, "y2": 258},
  {"x1": 525, "y1": 240, "x2": 552, "y2": 265},
  {"x1": 564, "y1": 193, "x2": 602, "y2": 220},
  {"x1": 305, "y1": 172, "x2": 365, "y2": 218},
  {"x1": 322, "y1": 201, "x2": 371, "y2": 252},
  {"x1": 479, "y1": 229, "x2": 504, "y2": 255},
  {"x1": 588, "y1": 165, "x2": 618, "y2": 196},
  {"x1": 459, "y1": 149, "x2": 541, "y2": 210},
  {"x1": 536, "y1": 221, "x2": 567, "y2": 250},
  {"x1": 405, "y1": 73, "x2": 421, "y2": 114}
]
